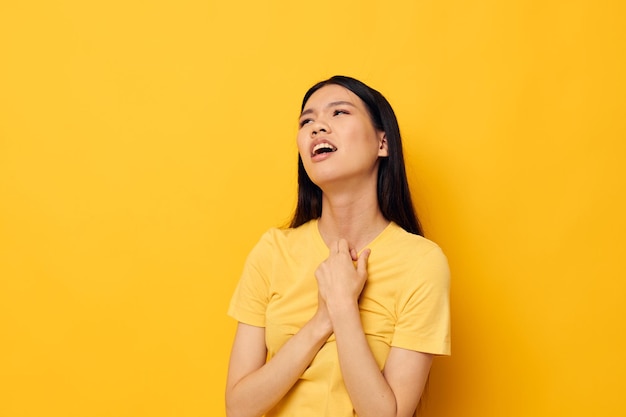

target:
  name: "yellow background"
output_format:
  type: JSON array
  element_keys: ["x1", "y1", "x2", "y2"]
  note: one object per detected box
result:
[{"x1": 1, "y1": 1, "x2": 625, "y2": 416}]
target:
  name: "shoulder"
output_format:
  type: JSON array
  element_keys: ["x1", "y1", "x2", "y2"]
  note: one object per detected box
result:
[
  {"x1": 248, "y1": 221, "x2": 316, "y2": 257},
  {"x1": 256, "y1": 221, "x2": 312, "y2": 244},
  {"x1": 383, "y1": 223, "x2": 450, "y2": 286},
  {"x1": 386, "y1": 223, "x2": 446, "y2": 260}
]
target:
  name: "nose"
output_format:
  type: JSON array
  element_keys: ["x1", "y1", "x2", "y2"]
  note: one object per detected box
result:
[
  {"x1": 311, "y1": 127, "x2": 326, "y2": 136},
  {"x1": 311, "y1": 120, "x2": 329, "y2": 136}
]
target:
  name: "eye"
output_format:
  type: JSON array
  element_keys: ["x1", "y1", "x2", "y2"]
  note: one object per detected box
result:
[
  {"x1": 333, "y1": 109, "x2": 350, "y2": 116},
  {"x1": 299, "y1": 118, "x2": 313, "y2": 128}
]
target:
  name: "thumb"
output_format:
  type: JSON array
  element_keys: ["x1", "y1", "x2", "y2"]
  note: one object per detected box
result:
[{"x1": 356, "y1": 248, "x2": 371, "y2": 276}]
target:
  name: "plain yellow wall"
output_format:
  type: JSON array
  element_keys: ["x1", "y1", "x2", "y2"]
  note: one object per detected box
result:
[{"x1": 1, "y1": 1, "x2": 625, "y2": 416}]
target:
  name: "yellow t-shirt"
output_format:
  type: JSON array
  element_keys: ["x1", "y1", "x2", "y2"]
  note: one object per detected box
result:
[{"x1": 228, "y1": 220, "x2": 450, "y2": 416}]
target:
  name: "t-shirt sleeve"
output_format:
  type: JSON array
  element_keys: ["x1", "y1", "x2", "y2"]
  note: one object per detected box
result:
[
  {"x1": 227, "y1": 231, "x2": 275, "y2": 327},
  {"x1": 392, "y1": 245, "x2": 451, "y2": 355}
]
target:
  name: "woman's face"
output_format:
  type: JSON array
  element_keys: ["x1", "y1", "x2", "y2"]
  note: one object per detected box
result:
[{"x1": 297, "y1": 84, "x2": 388, "y2": 189}]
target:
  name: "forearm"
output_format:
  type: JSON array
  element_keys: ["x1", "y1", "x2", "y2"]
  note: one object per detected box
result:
[
  {"x1": 226, "y1": 316, "x2": 332, "y2": 417},
  {"x1": 330, "y1": 302, "x2": 398, "y2": 417}
]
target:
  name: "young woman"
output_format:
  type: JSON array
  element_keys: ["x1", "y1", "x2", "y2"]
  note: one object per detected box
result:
[{"x1": 226, "y1": 76, "x2": 450, "y2": 417}]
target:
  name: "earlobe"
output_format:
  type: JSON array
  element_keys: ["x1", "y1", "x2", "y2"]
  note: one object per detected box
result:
[{"x1": 378, "y1": 133, "x2": 389, "y2": 157}]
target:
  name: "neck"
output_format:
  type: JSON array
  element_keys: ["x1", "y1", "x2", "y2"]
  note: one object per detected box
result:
[{"x1": 317, "y1": 187, "x2": 389, "y2": 252}]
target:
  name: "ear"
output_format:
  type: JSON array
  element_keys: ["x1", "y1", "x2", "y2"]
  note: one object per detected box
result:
[{"x1": 377, "y1": 132, "x2": 389, "y2": 157}]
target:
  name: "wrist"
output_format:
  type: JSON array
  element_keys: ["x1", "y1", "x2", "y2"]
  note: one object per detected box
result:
[
  {"x1": 326, "y1": 299, "x2": 360, "y2": 321},
  {"x1": 311, "y1": 309, "x2": 333, "y2": 339}
]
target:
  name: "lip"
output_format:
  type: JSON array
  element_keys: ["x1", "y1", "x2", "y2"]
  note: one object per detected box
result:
[{"x1": 309, "y1": 138, "x2": 338, "y2": 158}]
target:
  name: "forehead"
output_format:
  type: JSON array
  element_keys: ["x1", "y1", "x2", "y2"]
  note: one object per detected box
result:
[{"x1": 302, "y1": 84, "x2": 366, "y2": 111}]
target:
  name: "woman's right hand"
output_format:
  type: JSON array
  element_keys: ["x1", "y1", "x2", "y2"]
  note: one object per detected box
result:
[{"x1": 315, "y1": 239, "x2": 371, "y2": 315}]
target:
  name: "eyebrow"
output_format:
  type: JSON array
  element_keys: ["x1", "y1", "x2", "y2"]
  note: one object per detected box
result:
[{"x1": 299, "y1": 100, "x2": 357, "y2": 118}]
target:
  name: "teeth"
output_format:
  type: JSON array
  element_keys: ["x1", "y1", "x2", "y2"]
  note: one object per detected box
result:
[{"x1": 313, "y1": 143, "x2": 336, "y2": 155}]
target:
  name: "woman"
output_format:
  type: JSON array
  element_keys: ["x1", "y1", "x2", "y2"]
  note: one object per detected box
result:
[{"x1": 226, "y1": 76, "x2": 450, "y2": 417}]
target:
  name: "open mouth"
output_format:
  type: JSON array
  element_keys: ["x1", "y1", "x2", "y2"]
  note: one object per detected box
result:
[{"x1": 312, "y1": 142, "x2": 337, "y2": 156}]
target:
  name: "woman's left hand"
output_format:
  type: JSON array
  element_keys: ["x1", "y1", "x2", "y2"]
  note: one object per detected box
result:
[{"x1": 315, "y1": 239, "x2": 371, "y2": 310}]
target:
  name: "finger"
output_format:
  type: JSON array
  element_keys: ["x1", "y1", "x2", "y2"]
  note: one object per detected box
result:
[
  {"x1": 350, "y1": 248, "x2": 358, "y2": 261},
  {"x1": 331, "y1": 240, "x2": 340, "y2": 254},
  {"x1": 357, "y1": 248, "x2": 371, "y2": 275},
  {"x1": 337, "y1": 239, "x2": 350, "y2": 254}
]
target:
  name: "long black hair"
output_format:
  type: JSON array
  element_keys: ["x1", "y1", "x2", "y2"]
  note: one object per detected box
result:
[{"x1": 289, "y1": 75, "x2": 423, "y2": 236}]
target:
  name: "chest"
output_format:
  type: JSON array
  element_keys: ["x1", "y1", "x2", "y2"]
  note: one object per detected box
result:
[{"x1": 264, "y1": 252, "x2": 405, "y2": 359}]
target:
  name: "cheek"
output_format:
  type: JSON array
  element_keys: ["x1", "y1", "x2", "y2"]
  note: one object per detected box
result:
[
  {"x1": 350, "y1": 125, "x2": 380, "y2": 152},
  {"x1": 296, "y1": 133, "x2": 308, "y2": 156}
]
